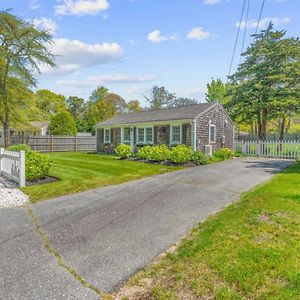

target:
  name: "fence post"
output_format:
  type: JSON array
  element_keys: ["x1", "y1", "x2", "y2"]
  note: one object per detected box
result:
[
  {"x1": 256, "y1": 141, "x2": 261, "y2": 156},
  {"x1": 51, "y1": 135, "x2": 53, "y2": 153},
  {"x1": 19, "y1": 150, "x2": 25, "y2": 187},
  {"x1": 242, "y1": 142, "x2": 247, "y2": 154},
  {"x1": 75, "y1": 135, "x2": 77, "y2": 152},
  {"x1": 0, "y1": 148, "x2": 3, "y2": 173}
]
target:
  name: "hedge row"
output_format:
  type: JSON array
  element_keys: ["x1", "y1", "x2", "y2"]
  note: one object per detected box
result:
[{"x1": 115, "y1": 144, "x2": 235, "y2": 165}]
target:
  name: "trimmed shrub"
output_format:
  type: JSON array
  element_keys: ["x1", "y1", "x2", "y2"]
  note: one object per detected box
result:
[
  {"x1": 137, "y1": 145, "x2": 154, "y2": 160},
  {"x1": 7, "y1": 144, "x2": 31, "y2": 153},
  {"x1": 208, "y1": 156, "x2": 223, "y2": 164},
  {"x1": 151, "y1": 145, "x2": 171, "y2": 161},
  {"x1": 26, "y1": 151, "x2": 52, "y2": 181},
  {"x1": 192, "y1": 151, "x2": 208, "y2": 165},
  {"x1": 213, "y1": 148, "x2": 234, "y2": 161},
  {"x1": 115, "y1": 144, "x2": 132, "y2": 158},
  {"x1": 234, "y1": 151, "x2": 245, "y2": 158},
  {"x1": 169, "y1": 145, "x2": 193, "y2": 164}
]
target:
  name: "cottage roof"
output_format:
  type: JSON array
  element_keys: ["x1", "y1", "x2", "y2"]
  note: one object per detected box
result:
[{"x1": 96, "y1": 102, "x2": 217, "y2": 127}]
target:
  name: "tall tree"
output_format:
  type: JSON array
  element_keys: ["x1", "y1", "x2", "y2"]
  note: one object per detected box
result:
[
  {"x1": 0, "y1": 10, "x2": 55, "y2": 146},
  {"x1": 229, "y1": 23, "x2": 300, "y2": 140},
  {"x1": 84, "y1": 86, "x2": 127, "y2": 133},
  {"x1": 171, "y1": 97, "x2": 198, "y2": 107},
  {"x1": 144, "y1": 86, "x2": 176, "y2": 110},
  {"x1": 49, "y1": 111, "x2": 77, "y2": 136},
  {"x1": 127, "y1": 100, "x2": 142, "y2": 113},
  {"x1": 206, "y1": 78, "x2": 232, "y2": 106},
  {"x1": 34, "y1": 89, "x2": 67, "y2": 119},
  {"x1": 67, "y1": 96, "x2": 85, "y2": 119}
]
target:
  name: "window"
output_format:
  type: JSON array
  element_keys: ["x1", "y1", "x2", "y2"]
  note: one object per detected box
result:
[
  {"x1": 123, "y1": 127, "x2": 131, "y2": 143},
  {"x1": 145, "y1": 128, "x2": 153, "y2": 143},
  {"x1": 137, "y1": 127, "x2": 153, "y2": 144},
  {"x1": 171, "y1": 125, "x2": 181, "y2": 144},
  {"x1": 137, "y1": 128, "x2": 144, "y2": 144},
  {"x1": 104, "y1": 128, "x2": 111, "y2": 143},
  {"x1": 209, "y1": 123, "x2": 216, "y2": 143}
]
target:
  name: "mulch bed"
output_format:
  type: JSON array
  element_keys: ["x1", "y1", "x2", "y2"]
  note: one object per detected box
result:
[
  {"x1": 124, "y1": 157, "x2": 198, "y2": 167},
  {"x1": 26, "y1": 176, "x2": 59, "y2": 186}
]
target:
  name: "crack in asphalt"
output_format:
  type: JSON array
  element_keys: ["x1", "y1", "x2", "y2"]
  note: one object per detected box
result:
[{"x1": 27, "y1": 207, "x2": 103, "y2": 299}]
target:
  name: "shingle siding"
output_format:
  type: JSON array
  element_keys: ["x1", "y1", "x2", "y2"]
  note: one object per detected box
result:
[
  {"x1": 97, "y1": 128, "x2": 121, "y2": 153},
  {"x1": 96, "y1": 104, "x2": 234, "y2": 153},
  {"x1": 195, "y1": 104, "x2": 234, "y2": 151}
]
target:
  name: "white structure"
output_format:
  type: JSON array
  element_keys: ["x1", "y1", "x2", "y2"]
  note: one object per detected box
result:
[
  {"x1": 235, "y1": 140, "x2": 300, "y2": 159},
  {"x1": 0, "y1": 148, "x2": 25, "y2": 187}
]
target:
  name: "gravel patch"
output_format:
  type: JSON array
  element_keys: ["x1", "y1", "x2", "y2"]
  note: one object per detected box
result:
[{"x1": 0, "y1": 176, "x2": 28, "y2": 208}]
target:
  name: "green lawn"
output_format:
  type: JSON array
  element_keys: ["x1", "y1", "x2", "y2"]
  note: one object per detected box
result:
[
  {"x1": 111, "y1": 162, "x2": 300, "y2": 300},
  {"x1": 23, "y1": 152, "x2": 181, "y2": 203}
]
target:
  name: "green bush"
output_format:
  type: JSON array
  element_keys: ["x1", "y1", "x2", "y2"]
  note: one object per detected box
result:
[
  {"x1": 234, "y1": 151, "x2": 245, "y2": 157},
  {"x1": 151, "y1": 145, "x2": 171, "y2": 161},
  {"x1": 192, "y1": 151, "x2": 208, "y2": 165},
  {"x1": 137, "y1": 145, "x2": 154, "y2": 160},
  {"x1": 6, "y1": 144, "x2": 31, "y2": 153},
  {"x1": 26, "y1": 151, "x2": 52, "y2": 181},
  {"x1": 213, "y1": 148, "x2": 234, "y2": 161},
  {"x1": 169, "y1": 145, "x2": 193, "y2": 164},
  {"x1": 115, "y1": 144, "x2": 132, "y2": 158},
  {"x1": 208, "y1": 156, "x2": 223, "y2": 164}
]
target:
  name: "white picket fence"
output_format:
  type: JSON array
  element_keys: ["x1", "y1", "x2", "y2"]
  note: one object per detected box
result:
[
  {"x1": 235, "y1": 140, "x2": 300, "y2": 159},
  {"x1": 0, "y1": 148, "x2": 26, "y2": 187}
]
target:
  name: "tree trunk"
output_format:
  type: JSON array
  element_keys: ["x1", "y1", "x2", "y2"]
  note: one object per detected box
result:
[
  {"x1": 285, "y1": 117, "x2": 291, "y2": 134},
  {"x1": 259, "y1": 108, "x2": 268, "y2": 141},
  {"x1": 279, "y1": 116, "x2": 286, "y2": 142},
  {"x1": 3, "y1": 112, "x2": 10, "y2": 148}
]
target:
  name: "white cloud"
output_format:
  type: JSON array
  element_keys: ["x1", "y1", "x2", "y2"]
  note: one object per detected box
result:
[
  {"x1": 187, "y1": 27, "x2": 210, "y2": 40},
  {"x1": 236, "y1": 17, "x2": 290, "y2": 29},
  {"x1": 39, "y1": 38, "x2": 124, "y2": 76},
  {"x1": 55, "y1": 0, "x2": 109, "y2": 16},
  {"x1": 147, "y1": 30, "x2": 167, "y2": 43},
  {"x1": 147, "y1": 30, "x2": 179, "y2": 43},
  {"x1": 32, "y1": 17, "x2": 57, "y2": 34},
  {"x1": 29, "y1": 0, "x2": 40, "y2": 10},
  {"x1": 203, "y1": 0, "x2": 221, "y2": 5},
  {"x1": 57, "y1": 74, "x2": 156, "y2": 87}
]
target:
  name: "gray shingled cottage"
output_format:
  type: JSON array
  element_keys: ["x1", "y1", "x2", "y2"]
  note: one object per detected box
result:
[{"x1": 95, "y1": 102, "x2": 235, "y2": 153}]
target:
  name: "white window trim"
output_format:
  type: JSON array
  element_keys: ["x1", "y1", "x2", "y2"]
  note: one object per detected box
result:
[
  {"x1": 122, "y1": 127, "x2": 131, "y2": 144},
  {"x1": 170, "y1": 124, "x2": 182, "y2": 145},
  {"x1": 137, "y1": 126, "x2": 154, "y2": 145},
  {"x1": 209, "y1": 123, "x2": 216, "y2": 144},
  {"x1": 104, "y1": 128, "x2": 111, "y2": 144}
]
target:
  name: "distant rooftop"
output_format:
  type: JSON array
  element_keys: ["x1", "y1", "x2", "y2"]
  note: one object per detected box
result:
[{"x1": 97, "y1": 102, "x2": 217, "y2": 126}]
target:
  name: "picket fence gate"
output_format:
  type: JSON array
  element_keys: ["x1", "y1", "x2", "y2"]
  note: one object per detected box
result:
[
  {"x1": 0, "y1": 148, "x2": 26, "y2": 187},
  {"x1": 235, "y1": 140, "x2": 300, "y2": 159}
]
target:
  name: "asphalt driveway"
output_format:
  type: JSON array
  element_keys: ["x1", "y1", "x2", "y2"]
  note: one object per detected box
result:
[{"x1": 0, "y1": 158, "x2": 292, "y2": 299}]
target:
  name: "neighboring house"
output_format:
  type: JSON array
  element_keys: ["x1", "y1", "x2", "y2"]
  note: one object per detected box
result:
[
  {"x1": 0, "y1": 121, "x2": 50, "y2": 146},
  {"x1": 95, "y1": 102, "x2": 235, "y2": 153}
]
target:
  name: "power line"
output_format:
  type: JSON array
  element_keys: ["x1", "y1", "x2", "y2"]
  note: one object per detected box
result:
[
  {"x1": 255, "y1": 0, "x2": 266, "y2": 35},
  {"x1": 239, "y1": 0, "x2": 251, "y2": 64},
  {"x1": 227, "y1": 0, "x2": 247, "y2": 79}
]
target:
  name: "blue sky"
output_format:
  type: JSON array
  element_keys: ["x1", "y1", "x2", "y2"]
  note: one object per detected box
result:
[{"x1": 1, "y1": 0, "x2": 299, "y2": 106}]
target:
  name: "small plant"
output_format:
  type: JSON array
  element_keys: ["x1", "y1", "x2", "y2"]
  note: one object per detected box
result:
[
  {"x1": 151, "y1": 145, "x2": 171, "y2": 161},
  {"x1": 137, "y1": 145, "x2": 154, "y2": 160},
  {"x1": 6, "y1": 144, "x2": 32, "y2": 153},
  {"x1": 234, "y1": 151, "x2": 245, "y2": 157},
  {"x1": 115, "y1": 144, "x2": 132, "y2": 158},
  {"x1": 25, "y1": 151, "x2": 52, "y2": 180},
  {"x1": 192, "y1": 151, "x2": 208, "y2": 165},
  {"x1": 169, "y1": 144, "x2": 193, "y2": 164},
  {"x1": 213, "y1": 148, "x2": 234, "y2": 161}
]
